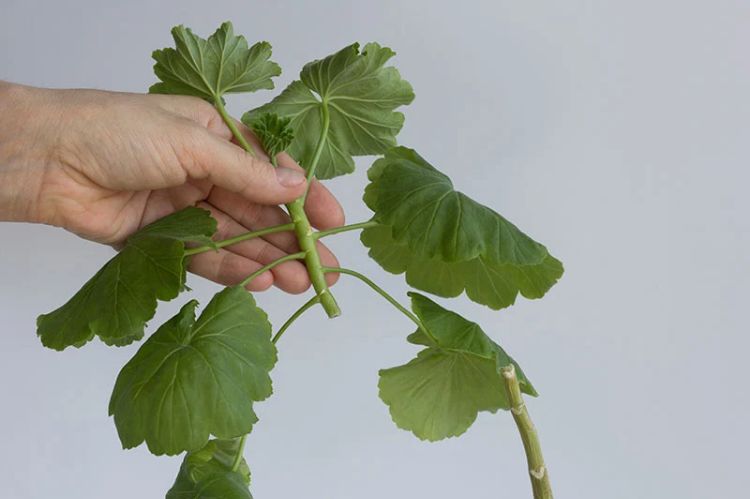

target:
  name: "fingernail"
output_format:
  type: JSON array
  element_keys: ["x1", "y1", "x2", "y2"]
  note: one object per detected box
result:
[{"x1": 275, "y1": 167, "x2": 305, "y2": 187}]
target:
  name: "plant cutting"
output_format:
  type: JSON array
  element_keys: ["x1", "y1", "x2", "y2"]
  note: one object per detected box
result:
[{"x1": 36, "y1": 22, "x2": 563, "y2": 499}]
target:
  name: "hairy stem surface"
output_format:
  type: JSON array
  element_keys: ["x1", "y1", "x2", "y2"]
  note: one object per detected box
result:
[{"x1": 501, "y1": 364, "x2": 553, "y2": 499}]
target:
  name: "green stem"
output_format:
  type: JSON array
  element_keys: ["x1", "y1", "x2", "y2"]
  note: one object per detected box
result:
[
  {"x1": 272, "y1": 294, "x2": 320, "y2": 344},
  {"x1": 501, "y1": 365, "x2": 554, "y2": 499},
  {"x1": 231, "y1": 435, "x2": 247, "y2": 473},
  {"x1": 211, "y1": 91, "x2": 338, "y2": 318},
  {"x1": 302, "y1": 100, "x2": 330, "y2": 201},
  {"x1": 314, "y1": 220, "x2": 378, "y2": 239},
  {"x1": 184, "y1": 223, "x2": 295, "y2": 256},
  {"x1": 215, "y1": 98, "x2": 257, "y2": 157},
  {"x1": 321, "y1": 266, "x2": 433, "y2": 341},
  {"x1": 211, "y1": 99, "x2": 336, "y2": 475},
  {"x1": 288, "y1": 200, "x2": 340, "y2": 317},
  {"x1": 240, "y1": 252, "x2": 305, "y2": 288}
]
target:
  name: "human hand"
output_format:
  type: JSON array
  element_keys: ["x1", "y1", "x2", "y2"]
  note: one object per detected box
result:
[{"x1": 0, "y1": 82, "x2": 343, "y2": 293}]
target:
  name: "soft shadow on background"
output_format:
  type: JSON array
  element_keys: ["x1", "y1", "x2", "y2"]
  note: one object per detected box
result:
[{"x1": 1, "y1": 1, "x2": 748, "y2": 498}]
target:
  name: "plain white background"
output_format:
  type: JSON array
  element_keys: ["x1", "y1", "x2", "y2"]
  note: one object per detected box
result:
[{"x1": 1, "y1": 1, "x2": 748, "y2": 497}]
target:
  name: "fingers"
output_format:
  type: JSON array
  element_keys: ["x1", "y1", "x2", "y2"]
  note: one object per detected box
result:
[
  {"x1": 207, "y1": 187, "x2": 341, "y2": 269},
  {"x1": 187, "y1": 249, "x2": 274, "y2": 292},
  {"x1": 208, "y1": 188, "x2": 299, "y2": 252},
  {"x1": 181, "y1": 129, "x2": 307, "y2": 205},
  {"x1": 304, "y1": 179, "x2": 345, "y2": 229},
  {"x1": 150, "y1": 97, "x2": 306, "y2": 204},
  {"x1": 319, "y1": 242, "x2": 341, "y2": 286},
  {"x1": 198, "y1": 202, "x2": 340, "y2": 294},
  {"x1": 274, "y1": 153, "x2": 345, "y2": 229},
  {"x1": 156, "y1": 100, "x2": 343, "y2": 228},
  {"x1": 147, "y1": 93, "x2": 233, "y2": 140}
]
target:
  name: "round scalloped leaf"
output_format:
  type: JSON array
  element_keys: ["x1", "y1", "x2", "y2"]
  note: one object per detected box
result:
[
  {"x1": 362, "y1": 147, "x2": 563, "y2": 309},
  {"x1": 150, "y1": 21, "x2": 280, "y2": 102},
  {"x1": 37, "y1": 207, "x2": 217, "y2": 350},
  {"x1": 378, "y1": 293, "x2": 535, "y2": 441},
  {"x1": 361, "y1": 224, "x2": 563, "y2": 310},
  {"x1": 109, "y1": 287, "x2": 276, "y2": 456},
  {"x1": 243, "y1": 42, "x2": 414, "y2": 179}
]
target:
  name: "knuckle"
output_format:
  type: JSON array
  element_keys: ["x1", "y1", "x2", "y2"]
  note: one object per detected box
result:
[
  {"x1": 239, "y1": 201, "x2": 263, "y2": 227},
  {"x1": 175, "y1": 126, "x2": 210, "y2": 178},
  {"x1": 217, "y1": 252, "x2": 242, "y2": 285}
]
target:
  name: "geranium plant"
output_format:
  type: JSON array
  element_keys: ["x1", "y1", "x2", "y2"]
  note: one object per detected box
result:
[{"x1": 37, "y1": 22, "x2": 562, "y2": 499}]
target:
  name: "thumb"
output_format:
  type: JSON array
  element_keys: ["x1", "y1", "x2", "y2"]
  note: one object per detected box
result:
[{"x1": 184, "y1": 127, "x2": 307, "y2": 204}]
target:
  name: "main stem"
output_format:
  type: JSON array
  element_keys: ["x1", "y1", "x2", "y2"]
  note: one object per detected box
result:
[
  {"x1": 213, "y1": 97, "x2": 340, "y2": 318},
  {"x1": 287, "y1": 199, "x2": 340, "y2": 317},
  {"x1": 501, "y1": 365, "x2": 553, "y2": 499}
]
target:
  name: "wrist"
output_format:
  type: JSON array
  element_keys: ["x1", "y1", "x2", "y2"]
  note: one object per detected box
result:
[{"x1": 0, "y1": 82, "x2": 57, "y2": 223}]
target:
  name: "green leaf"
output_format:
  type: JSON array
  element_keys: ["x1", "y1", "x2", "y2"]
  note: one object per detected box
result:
[
  {"x1": 249, "y1": 112, "x2": 294, "y2": 158},
  {"x1": 243, "y1": 42, "x2": 414, "y2": 179},
  {"x1": 37, "y1": 207, "x2": 217, "y2": 350},
  {"x1": 150, "y1": 21, "x2": 281, "y2": 102},
  {"x1": 109, "y1": 286, "x2": 276, "y2": 456},
  {"x1": 362, "y1": 147, "x2": 563, "y2": 310},
  {"x1": 167, "y1": 438, "x2": 252, "y2": 499},
  {"x1": 362, "y1": 224, "x2": 563, "y2": 311},
  {"x1": 378, "y1": 293, "x2": 535, "y2": 442}
]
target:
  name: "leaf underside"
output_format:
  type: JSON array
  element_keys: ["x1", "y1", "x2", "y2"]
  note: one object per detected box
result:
[
  {"x1": 243, "y1": 42, "x2": 414, "y2": 179},
  {"x1": 167, "y1": 438, "x2": 252, "y2": 499},
  {"x1": 150, "y1": 21, "x2": 281, "y2": 102},
  {"x1": 378, "y1": 293, "x2": 536, "y2": 442},
  {"x1": 362, "y1": 146, "x2": 563, "y2": 310},
  {"x1": 36, "y1": 207, "x2": 216, "y2": 350},
  {"x1": 109, "y1": 286, "x2": 276, "y2": 456}
]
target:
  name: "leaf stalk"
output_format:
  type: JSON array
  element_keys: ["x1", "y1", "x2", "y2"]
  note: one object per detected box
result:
[
  {"x1": 322, "y1": 266, "x2": 435, "y2": 342},
  {"x1": 215, "y1": 97, "x2": 257, "y2": 157},
  {"x1": 314, "y1": 220, "x2": 378, "y2": 239},
  {"x1": 231, "y1": 435, "x2": 248, "y2": 473},
  {"x1": 184, "y1": 222, "x2": 295, "y2": 256},
  {"x1": 303, "y1": 98, "x2": 330, "y2": 201},
  {"x1": 272, "y1": 294, "x2": 321, "y2": 344},
  {"x1": 240, "y1": 252, "x2": 306, "y2": 287}
]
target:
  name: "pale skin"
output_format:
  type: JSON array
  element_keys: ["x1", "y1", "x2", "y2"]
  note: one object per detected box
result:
[{"x1": 0, "y1": 81, "x2": 343, "y2": 293}]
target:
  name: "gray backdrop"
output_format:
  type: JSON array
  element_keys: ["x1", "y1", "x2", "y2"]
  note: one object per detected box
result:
[{"x1": 1, "y1": 0, "x2": 747, "y2": 498}]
